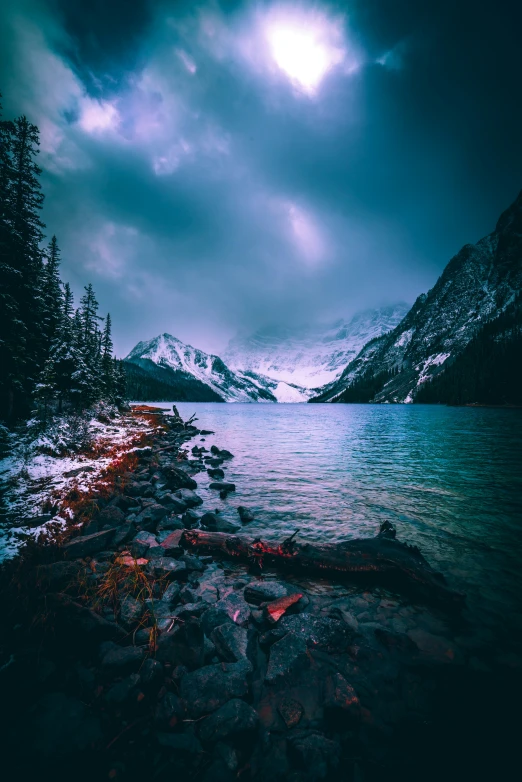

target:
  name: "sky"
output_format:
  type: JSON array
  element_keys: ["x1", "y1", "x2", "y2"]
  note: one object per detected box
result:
[{"x1": 1, "y1": 0, "x2": 521, "y2": 357}]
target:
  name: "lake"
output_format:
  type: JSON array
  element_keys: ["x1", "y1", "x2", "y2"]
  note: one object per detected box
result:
[{"x1": 167, "y1": 402, "x2": 522, "y2": 654}]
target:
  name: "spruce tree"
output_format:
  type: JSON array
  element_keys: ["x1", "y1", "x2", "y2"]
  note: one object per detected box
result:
[
  {"x1": 41, "y1": 236, "x2": 63, "y2": 354},
  {"x1": 100, "y1": 313, "x2": 115, "y2": 401}
]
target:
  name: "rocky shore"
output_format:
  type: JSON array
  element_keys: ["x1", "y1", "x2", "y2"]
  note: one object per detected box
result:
[{"x1": 0, "y1": 406, "x2": 519, "y2": 782}]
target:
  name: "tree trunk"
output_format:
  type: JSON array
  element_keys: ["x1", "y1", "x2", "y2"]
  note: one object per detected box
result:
[{"x1": 181, "y1": 528, "x2": 465, "y2": 607}]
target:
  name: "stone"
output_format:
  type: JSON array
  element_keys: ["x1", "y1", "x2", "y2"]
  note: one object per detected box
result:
[
  {"x1": 48, "y1": 594, "x2": 124, "y2": 645},
  {"x1": 209, "y1": 482, "x2": 236, "y2": 492},
  {"x1": 63, "y1": 528, "x2": 114, "y2": 559},
  {"x1": 36, "y1": 560, "x2": 84, "y2": 589},
  {"x1": 323, "y1": 672, "x2": 361, "y2": 721},
  {"x1": 174, "y1": 602, "x2": 208, "y2": 620},
  {"x1": 207, "y1": 468, "x2": 225, "y2": 479},
  {"x1": 287, "y1": 731, "x2": 341, "y2": 778},
  {"x1": 157, "y1": 493, "x2": 188, "y2": 514},
  {"x1": 162, "y1": 581, "x2": 182, "y2": 605},
  {"x1": 244, "y1": 581, "x2": 290, "y2": 605},
  {"x1": 106, "y1": 674, "x2": 140, "y2": 705},
  {"x1": 265, "y1": 593, "x2": 304, "y2": 624},
  {"x1": 134, "y1": 503, "x2": 168, "y2": 529},
  {"x1": 154, "y1": 691, "x2": 186, "y2": 728},
  {"x1": 97, "y1": 505, "x2": 126, "y2": 528},
  {"x1": 140, "y1": 658, "x2": 164, "y2": 689},
  {"x1": 265, "y1": 632, "x2": 310, "y2": 684},
  {"x1": 181, "y1": 509, "x2": 200, "y2": 528},
  {"x1": 157, "y1": 732, "x2": 203, "y2": 755},
  {"x1": 176, "y1": 488, "x2": 203, "y2": 507},
  {"x1": 277, "y1": 614, "x2": 353, "y2": 653},
  {"x1": 147, "y1": 557, "x2": 187, "y2": 580},
  {"x1": 160, "y1": 529, "x2": 184, "y2": 556},
  {"x1": 156, "y1": 619, "x2": 205, "y2": 669},
  {"x1": 100, "y1": 643, "x2": 147, "y2": 674},
  {"x1": 130, "y1": 530, "x2": 158, "y2": 558},
  {"x1": 215, "y1": 592, "x2": 251, "y2": 625},
  {"x1": 119, "y1": 595, "x2": 144, "y2": 629},
  {"x1": 111, "y1": 494, "x2": 139, "y2": 512},
  {"x1": 181, "y1": 660, "x2": 252, "y2": 718},
  {"x1": 196, "y1": 583, "x2": 219, "y2": 604},
  {"x1": 278, "y1": 697, "x2": 304, "y2": 728},
  {"x1": 201, "y1": 607, "x2": 234, "y2": 637},
  {"x1": 26, "y1": 693, "x2": 101, "y2": 756},
  {"x1": 181, "y1": 553, "x2": 206, "y2": 572},
  {"x1": 237, "y1": 506, "x2": 255, "y2": 523},
  {"x1": 162, "y1": 465, "x2": 198, "y2": 491},
  {"x1": 198, "y1": 698, "x2": 259, "y2": 744},
  {"x1": 200, "y1": 512, "x2": 241, "y2": 533},
  {"x1": 211, "y1": 623, "x2": 249, "y2": 662},
  {"x1": 111, "y1": 521, "x2": 136, "y2": 547}
]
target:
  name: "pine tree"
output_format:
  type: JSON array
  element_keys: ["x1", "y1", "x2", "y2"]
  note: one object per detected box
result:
[
  {"x1": 41, "y1": 236, "x2": 63, "y2": 354},
  {"x1": 100, "y1": 313, "x2": 115, "y2": 401}
]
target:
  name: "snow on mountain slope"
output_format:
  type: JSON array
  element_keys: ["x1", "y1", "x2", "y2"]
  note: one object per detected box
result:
[
  {"x1": 125, "y1": 334, "x2": 309, "y2": 403},
  {"x1": 223, "y1": 304, "x2": 410, "y2": 389},
  {"x1": 314, "y1": 190, "x2": 522, "y2": 404}
]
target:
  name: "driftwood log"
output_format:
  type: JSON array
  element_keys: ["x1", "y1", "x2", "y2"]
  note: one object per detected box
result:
[{"x1": 182, "y1": 525, "x2": 465, "y2": 607}]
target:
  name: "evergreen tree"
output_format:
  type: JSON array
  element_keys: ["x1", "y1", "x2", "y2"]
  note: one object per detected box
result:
[
  {"x1": 41, "y1": 236, "x2": 63, "y2": 354},
  {"x1": 100, "y1": 313, "x2": 115, "y2": 400}
]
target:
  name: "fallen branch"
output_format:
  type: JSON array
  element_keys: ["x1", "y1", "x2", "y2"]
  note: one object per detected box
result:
[{"x1": 181, "y1": 527, "x2": 464, "y2": 607}]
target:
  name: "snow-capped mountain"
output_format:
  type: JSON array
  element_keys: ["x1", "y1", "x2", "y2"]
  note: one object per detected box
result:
[
  {"x1": 223, "y1": 304, "x2": 410, "y2": 389},
  {"x1": 125, "y1": 334, "x2": 310, "y2": 403},
  {"x1": 314, "y1": 190, "x2": 522, "y2": 404}
]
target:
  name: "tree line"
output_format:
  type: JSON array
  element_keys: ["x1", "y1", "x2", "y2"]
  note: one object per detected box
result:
[{"x1": 0, "y1": 96, "x2": 125, "y2": 421}]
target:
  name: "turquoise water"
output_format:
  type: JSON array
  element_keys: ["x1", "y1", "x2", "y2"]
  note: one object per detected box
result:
[{"x1": 170, "y1": 402, "x2": 522, "y2": 647}]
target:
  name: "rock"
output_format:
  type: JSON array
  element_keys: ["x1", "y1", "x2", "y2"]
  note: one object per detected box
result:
[
  {"x1": 156, "y1": 619, "x2": 205, "y2": 669},
  {"x1": 162, "y1": 466, "x2": 197, "y2": 491},
  {"x1": 134, "y1": 503, "x2": 168, "y2": 530},
  {"x1": 131, "y1": 530, "x2": 158, "y2": 558},
  {"x1": 278, "y1": 697, "x2": 304, "y2": 728},
  {"x1": 207, "y1": 468, "x2": 225, "y2": 479},
  {"x1": 26, "y1": 693, "x2": 101, "y2": 756},
  {"x1": 115, "y1": 555, "x2": 148, "y2": 567},
  {"x1": 147, "y1": 557, "x2": 187, "y2": 580},
  {"x1": 201, "y1": 606, "x2": 234, "y2": 637},
  {"x1": 219, "y1": 449, "x2": 234, "y2": 459},
  {"x1": 106, "y1": 674, "x2": 140, "y2": 704},
  {"x1": 140, "y1": 658, "x2": 164, "y2": 689},
  {"x1": 119, "y1": 595, "x2": 144, "y2": 629},
  {"x1": 196, "y1": 583, "x2": 219, "y2": 604},
  {"x1": 48, "y1": 594, "x2": 124, "y2": 645},
  {"x1": 181, "y1": 660, "x2": 252, "y2": 718},
  {"x1": 111, "y1": 494, "x2": 139, "y2": 512},
  {"x1": 36, "y1": 560, "x2": 84, "y2": 589},
  {"x1": 97, "y1": 506, "x2": 125, "y2": 528},
  {"x1": 210, "y1": 445, "x2": 220, "y2": 454},
  {"x1": 181, "y1": 553, "x2": 205, "y2": 572},
  {"x1": 206, "y1": 457, "x2": 225, "y2": 467},
  {"x1": 209, "y1": 482, "x2": 236, "y2": 492},
  {"x1": 265, "y1": 632, "x2": 310, "y2": 684},
  {"x1": 100, "y1": 643, "x2": 147, "y2": 674},
  {"x1": 162, "y1": 581, "x2": 182, "y2": 605},
  {"x1": 198, "y1": 698, "x2": 259, "y2": 744},
  {"x1": 215, "y1": 592, "x2": 251, "y2": 625},
  {"x1": 176, "y1": 488, "x2": 203, "y2": 507},
  {"x1": 327, "y1": 600, "x2": 359, "y2": 632},
  {"x1": 160, "y1": 530, "x2": 184, "y2": 557},
  {"x1": 214, "y1": 742, "x2": 239, "y2": 772},
  {"x1": 63, "y1": 528, "x2": 114, "y2": 559},
  {"x1": 157, "y1": 515, "x2": 184, "y2": 532},
  {"x1": 155, "y1": 691, "x2": 185, "y2": 728},
  {"x1": 157, "y1": 493, "x2": 188, "y2": 514},
  {"x1": 324, "y1": 673, "x2": 360, "y2": 721},
  {"x1": 181, "y1": 509, "x2": 200, "y2": 529},
  {"x1": 244, "y1": 581, "x2": 290, "y2": 605},
  {"x1": 277, "y1": 614, "x2": 354, "y2": 653},
  {"x1": 111, "y1": 520, "x2": 136, "y2": 547},
  {"x1": 287, "y1": 731, "x2": 341, "y2": 778},
  {"x1": 376, "y1": 627, "x2": 418, "y2": 653},
  {"x1": 200, "y1": 512, "x2": 241, "y2": 533},
  {"x1": 211, "y1": 623, "x2": 249, "y2": 662},
  {"x1": 265, "y1": 593, "x2": 304, "y2": 624},
  {"x1": 157, "y1": 731, "x2": 203, "y2": 755},
  {"x1": 174, "y1": 602, "x2": 208, "y2": 620},
  {"x1": 237, "y1": 506, "x2": 255, "y2": 523}
]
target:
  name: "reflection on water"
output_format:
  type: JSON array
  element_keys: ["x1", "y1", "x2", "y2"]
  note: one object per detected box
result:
[{"x1": 170, "y1": 402, "x2": 522, "y2": 648}]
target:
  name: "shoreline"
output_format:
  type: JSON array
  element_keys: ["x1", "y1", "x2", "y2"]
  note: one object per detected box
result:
[{"x1": 0, "y1": 405, "x2": 519, "y2": 781}]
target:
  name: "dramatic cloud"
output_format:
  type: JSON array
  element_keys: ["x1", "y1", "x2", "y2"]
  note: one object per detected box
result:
[{"x1": 1, "y1": 0, "x2": 521, "y2": 356}]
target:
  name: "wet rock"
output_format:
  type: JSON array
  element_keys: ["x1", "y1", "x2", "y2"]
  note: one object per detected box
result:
[
  {"x1": 176, "y1": 488, "x2": 203, "y2": 507},
  {"x1": 265, "y1": 593, "x2": 304, "y2": 624},
  {"x1": 278, "y1": 614, "x2": 354, "y2": 653},
  {"x1": 287, "y1": 730, "x2": 341, "y2": 779},
  {"x1": 323, "y1": 672, "x2": 361, "y2": 721},
  {"x1": 196, "y1": 582, "x2": 219, "y2": 604},
  {"x1": 134, "y1": 503, "x2": 168, "y2": 530},
  {"x1": 207, "y1": 468, "x2": 225, "y2": 479},
  {"x1": 206, "y1": 457, "x2": 225, "y2": 467},
  {"x1": 215, "y1": 592, "x2": 251, "y2": 625},
  {"x1": 97, "y1": 506, "x2": 126, "y2": 528},
  {"x1": 130, "y1": 530, "x2": 158, "y2": 558},
  {"x1": 111, "y1": 520, "x2": 136, "y2": 547},
  {"x1": 265, "y1": 632, "x2": 310, "y2": 684},
  {"x1": 157, "y1": 515, "x2": 184, "y2": 532},
  {"x1": 327, "y1": 600, "x2": 359, "y2": 632},
  {"x1": 157, "y1": 493, "x2": 188, "y2": 514},
  {"x1": 210, "y1": 445, "x2": 221, "y2": 455},
  {"x1": 278, "y1": 697, "x2": 304, "y2": 728},
  {"x1": 162, "y1": 581, "x2": 182, "y2": 605},
  {"x1": 156, "y1": 619, "x2": 205, "y2": 669},
  {"x1": 244, "y1": 581, "x2": 290, "y2": 605},
  {"x1": 160, "y1": 529, "x2": 184, "y2": 556},
  {"x1": 174, "y1": 602, "x2": 208, "y2": 620},
  {"x1": 26, "y1": 693, "x2": 101, "y2": 756},
  {"x1": 147, "y1": 557, "x2": 187, "y2": 580},
  {"x1": 100, "y1": 643, "x2": 147, "y2": 674},
  {"x1": 119, "y1": 595, "x2": 144, "y2": 629},
  {"x1": 182, "y1": 509, "x2": 201, "y2": 528},
  {"x1": 181, "y1": 553, "x2": 206, "y2": 572},
  {"x1": 201, "y1": 512, "x2": 241, "y2": 533},
  {"x1": 155, "y1": 691, "x2": 185, "y2": 728},
  {"x1": 63, "y1": 528, "x2": 114, "y2": 559},
  {"x1": 162, "y1": 465, "x2": 198, "y2": 491},
  {"x1": 181, "y1": 660, "x2": 252, "y2": 718},
  {"x1": 211, "y1": 623, "x2": 249, "y2": 662},
  {"x1": 209, "y1": 481, "x2": 236, "y2": 492},
  {"x1": 201, "y1": 606, "x2": 234, "y2": 636},
  {"x1": 198, "y1": 698, "x2": 259, "y2": 743},
  {"x1": 237, "y1": 506, "x2": 255, "y2": 523}
]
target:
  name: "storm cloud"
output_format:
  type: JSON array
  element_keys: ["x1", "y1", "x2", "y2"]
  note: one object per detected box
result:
[{"x1": 1, "y1": 0, "x2": 521, "y2": 355}]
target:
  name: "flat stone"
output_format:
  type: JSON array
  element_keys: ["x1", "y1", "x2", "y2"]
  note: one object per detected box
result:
[
  {"x1": 324, "y1": 672, "x2": 361, "y2": 721},
  {"x1": 209, "y1": 482, "x2": 236, "y2": 492},
  {"x1": 278, "y1": 697, "x2": 304, "y2": 728},
  {"x1": 211, "y1": 623, "x2": 249, "y2": 662},
  {"x1": 244, "y1": 581, "x2": 290, "y2": 605},
  {"x1": 265, "y1": 632, "x2": 310, "y2": 684},
  {"x1": 265, "y1": 593, "x2": 304, "y2": 624},
  {"x1": 181, "y1": 660, "x2": 252, "y2": 718},
  {"x1": 277, "y1": 614, "x2": 354, "y2": 652},
  {"x1": 200, "y1": 512, "x2": 241, "y2": 533},
  {"x1": 63, "y1": 529, "x2": 114, "y2": 559},
  {"x1": 215, "y1": 592, "x2": 251, "y2": 625},
  {"x1": 198, "y1": 698, "x2": 259, "y2": 743}
]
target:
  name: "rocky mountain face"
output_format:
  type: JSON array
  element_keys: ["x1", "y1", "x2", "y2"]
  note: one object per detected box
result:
[
  {"x1": 223, "y1": 304, "x2": 410, "y2": 389},
  {"x1": 314, "y1": 190, "x2": 522, "y2": 404},
  {"x1": 125, "y1": 334, "x2": 309, "y2": 403}
]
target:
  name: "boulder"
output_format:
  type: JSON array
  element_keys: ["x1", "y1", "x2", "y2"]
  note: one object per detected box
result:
[
  {"x1": 182, "y1": 509, "x2": 201, "y2": 528},
  {"x1": 156, "y1": 619, "x2": 205, "y2": 669},
  {"x1": 244, "y1": 581, "x2": 290, "y2": 605},
  {"x1": 176, "y1": 488, "x2": 203, "y2": 507},
  {"x1": 215, "y1": 592, "x2": 251, "y2": 625},
  {"x1": 211, "y1": 623, "x2": 249, "y2": 662},
  {"x1": 134, "y1": 503, "x2": 168, "y2": 529},
  {"x1": 209, "y1": 482, "x2": 236, "y2": 492},
  {"x1": 198, "y1": 698, "x2": 259, "y2": 744},
  {"x1": 63, "y1": 528, "x2": 114, "y2": 559},
  {"x1": 181, "y1": 660, "x2": 252, "y2": 718},
  {"x1": 119, "y1": 595, "x2": 144, "y2": 629},
  {"x1": 265, "y1": 632, "x2": 310, "y2": 684},
  {"x1": 147, "y1": 557, "x2": 187, "y2": 580},
  {"x1": 207, "y1": 468, "x2": 225, "y2": 479},
  {"x1": 97, "y1": 506, "x2": 126, "y2": 528},
  {"x1": 100, "y1": 643, "x2": 147, "y2": 674},
  {"x1": 200, "y1": 513, "x2": 240, "y2": 534},
  {"x1": 237, "y1": 506, "x2": 255, "y2": 524},
  {"x1": 157, "y1": 493, "x2": 188, "y2": 514},
  {"x1": 162, "y1": 466, "x2": 197, "y2": 491},
  {"x1": 277, "y1": 614, "x2": 354, "y2": 653}
]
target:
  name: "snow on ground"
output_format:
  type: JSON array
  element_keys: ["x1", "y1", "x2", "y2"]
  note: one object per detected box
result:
[{"x1": 0, "y1": 410, "x2": 156, "y2": 561}]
